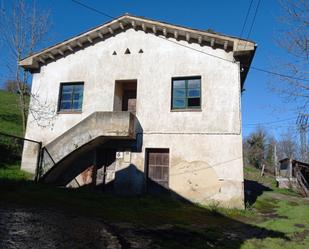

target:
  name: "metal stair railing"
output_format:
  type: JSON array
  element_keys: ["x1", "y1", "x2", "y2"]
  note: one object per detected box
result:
[
  {"x1": 0, "y1": 131, "x2": 43, "y2": 182},
  {"x1": 37, "y1": 147, "x2": 56, "y2": 181}
]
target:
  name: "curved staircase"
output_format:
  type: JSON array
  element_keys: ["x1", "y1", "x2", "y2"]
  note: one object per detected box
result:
[{"x1": 37, "y1": 111, "x2": 136, "y2": 183}]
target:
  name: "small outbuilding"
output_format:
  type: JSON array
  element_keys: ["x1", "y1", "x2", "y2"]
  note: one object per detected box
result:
[{"x1": 277, "y1": 158, "x2": 309, "y2": 196}]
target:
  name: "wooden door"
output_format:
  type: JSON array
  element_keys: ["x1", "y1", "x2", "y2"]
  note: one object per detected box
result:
[
  {"x1": 147, "y1": 149, "x2": 169, "y2": 190},
  {"x1": 122, "y1": 90, "x2": 136, "y2": 114}
]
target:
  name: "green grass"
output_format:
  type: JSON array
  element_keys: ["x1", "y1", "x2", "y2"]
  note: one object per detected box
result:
[
  {"x1": 0, "y1": 164, "x2": 31, "y2": 180},
  {"x1": 0, "y1": 165, "x2": 308, "y2": 248},
  {"x1": 241, "y1": 166, "x2": 309, "y2": 249},
  {"x1": 0, "y1": 90, "x2": 27, "y2": 168},
  {"x1": 0, "y1": 178, "x2": 227, "y2": 226},
  {"x1": 0, "y1": 89, "x2": 24, "y2": 137}
]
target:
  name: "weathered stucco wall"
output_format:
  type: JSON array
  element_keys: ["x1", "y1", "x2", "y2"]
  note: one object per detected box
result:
[
  {"x1": 135, "y1": 134, "x2": 244, "y2": 208},
  {"x1": 21, "y1": 27, "x2": 244, "y2": 208}
]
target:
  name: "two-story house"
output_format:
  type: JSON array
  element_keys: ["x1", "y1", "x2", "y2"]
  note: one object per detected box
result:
[{"x1": 19, "y1": 14, "x2": 256, "y2": 208}]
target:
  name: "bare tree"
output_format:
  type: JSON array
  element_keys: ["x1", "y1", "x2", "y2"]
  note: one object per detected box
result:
[
  {"x1": 277, "y1": 128, "x2": 299, "y2": 160},
  {"x1": 4, "y1": 79, "x2": 29, "y2": 93},
  {"x1": 0, "y1": 0, "x2": 51, "y2": 134},
  {"x1": 271, "y1": 0, "x2": 309, "y2": 113},
  {"x1": 4, "y1": 79, "x2": 19, "y2": 93}
]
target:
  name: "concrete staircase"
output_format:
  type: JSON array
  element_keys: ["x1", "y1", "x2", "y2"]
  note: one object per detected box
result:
[{"x1": 38, "y1": 111, "x2": 136, "y2": 182}]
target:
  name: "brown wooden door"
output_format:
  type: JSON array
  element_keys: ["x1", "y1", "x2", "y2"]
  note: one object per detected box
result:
[
  {"x1": 122, "y1": 89, "x2": 136, "y2": 114},
  {"x1": 147, "y1": 149, "x2": 169, "y2": 190}
]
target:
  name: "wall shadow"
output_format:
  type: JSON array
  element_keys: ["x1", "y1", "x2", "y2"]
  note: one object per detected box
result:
[
  {"x1": 68, "y1": 165, "x2": 290, "y2": 248},
  {"x1": 244, "y1": 179, "x2": 272, "y2": 205},
  {"x1": 0, "y1": 136, "x2": 23, "y2": 168},
  {"x1": 0, "y1": 113, "x2": 22, "y2": 124},
  {"x1": 0, "y1": 163, "x2": 291, "y2": 249}
]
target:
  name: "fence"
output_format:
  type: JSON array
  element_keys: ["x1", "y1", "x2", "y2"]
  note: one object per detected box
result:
[{"x1": 0, "y1": 132, "x2": 41, "y2": 181}]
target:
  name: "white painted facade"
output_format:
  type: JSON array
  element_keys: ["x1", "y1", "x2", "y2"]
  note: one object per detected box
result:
[{"x1": 21, "y1": 19, "x2": 254, "y2": 208}]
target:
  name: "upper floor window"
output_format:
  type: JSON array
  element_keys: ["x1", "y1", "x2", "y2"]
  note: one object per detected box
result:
[
  {"x1": 58, "y1": 82, "x2": 84, "y2": 112},
  {"x1": 171, "y1": 76, "x2": 201, "y2": 110}
]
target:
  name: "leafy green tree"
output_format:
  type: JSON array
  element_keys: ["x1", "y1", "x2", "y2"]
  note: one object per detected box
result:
[{"x1": 244, "y1": 127, "x2": 267, "y2": 168}]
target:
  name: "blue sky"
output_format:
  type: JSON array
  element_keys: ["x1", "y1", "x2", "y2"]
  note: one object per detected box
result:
[{"x1": 0, "y1": 0, "x2": 300, "y2": 139}]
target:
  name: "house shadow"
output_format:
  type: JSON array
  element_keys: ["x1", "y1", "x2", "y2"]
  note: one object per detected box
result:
[
  {"x1": 244, "y1": 179, "x2": 272, "y2": 205},
  {"x1": 0, "y1": 138, "x2": 23, "y2": 168},
  {"x1": 45, "y1": 161, "x2": 290, "y2": 248},
  {"x1": 0, "y1": 162, "x2": 290, "y2": 248}
]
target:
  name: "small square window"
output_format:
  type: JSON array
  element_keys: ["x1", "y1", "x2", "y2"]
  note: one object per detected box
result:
[
  {"x1": 58, "y1": 82, "x2": 84, "y2": 112},
  {"x1": 171, "y1": 76, "x2": 201, "y2": 110}
]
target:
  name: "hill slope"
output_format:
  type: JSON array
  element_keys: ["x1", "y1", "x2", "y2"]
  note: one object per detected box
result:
[
  {"x1": 0, "y1": 90, "x2": 24, "y2": 137},
  {"x1": 0, "y1": 90, "x2": 26, "y2": 170}
]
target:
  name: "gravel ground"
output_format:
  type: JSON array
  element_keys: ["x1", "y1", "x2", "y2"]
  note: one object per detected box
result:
[{"x1": 0, "y1": 207, "x2": 149, "y2": 249}]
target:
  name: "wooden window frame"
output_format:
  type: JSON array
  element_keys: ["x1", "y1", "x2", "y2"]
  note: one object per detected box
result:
[
  {"x1": 57, "y1": 82, "x2": 84, "y2": 113},
  {"x1": 145, "y1": 148, "x2": 170, "y2": 191},
  {"x1": 171, "y1": 76, "x2": 202, "y2": 111}
]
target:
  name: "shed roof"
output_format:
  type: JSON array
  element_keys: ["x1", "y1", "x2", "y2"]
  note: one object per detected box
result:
[{"x1": 279, "y1": 158, "x2": 309, "y2": 168}]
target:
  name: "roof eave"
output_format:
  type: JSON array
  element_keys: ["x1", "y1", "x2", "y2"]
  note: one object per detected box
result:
[
  {"x1": 234, "y1": 44, "x2": 257, "y2": 91},
  {"x1": 19, "y1": 14, "x2": 256, "y2": 73}
]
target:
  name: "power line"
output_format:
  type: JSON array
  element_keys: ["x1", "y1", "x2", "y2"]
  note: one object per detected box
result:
[
  {"x1": 244, "y1": 117, "x2": 296, "y2": 126},
  {"x1": 70, "y1": 0, "x2": 234, "y2": 65},
  {"x1": 70, "y1": 0, "x2": 309, "y2": 83},
  {"x1": 170, "y1": 157, "x2": 243, "y2": 177},
  {"x1": 243, "y1": 124, "x2": 298, "y2": 131},
  {"x1": 249, "y1": 65, "x2": 309, "y2": 82},
  {"x1": 71, "y1": 0, "x2": 114, "y2": 19},
  {"x1": 155, "y1": 36, "x2": 234, "y2": 63},
  {"x1": 239, "y1": 0, "x2": 254, "y2": 40},
  {"x1": 244, "y1": 0, "x2": 261, "y2": 49}
]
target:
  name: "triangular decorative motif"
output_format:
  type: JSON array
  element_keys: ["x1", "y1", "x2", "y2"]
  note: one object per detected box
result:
[
  {"x1": 124, "y1": 48, "x2": 131, "y2": 54},
  {"x1": 112, "y1": 51, "x2": 117, "y2": 55},
  {"x1": 138, "y1": 49, "x2": 143, "y2": 53}
]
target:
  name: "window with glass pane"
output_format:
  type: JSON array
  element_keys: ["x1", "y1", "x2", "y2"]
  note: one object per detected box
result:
[
  {"x1": 172, "y1": 77, "x2": 201, "y2": 109},
  {"x1": 58, "y1": 82, "x2": 84, "y2": 112}
]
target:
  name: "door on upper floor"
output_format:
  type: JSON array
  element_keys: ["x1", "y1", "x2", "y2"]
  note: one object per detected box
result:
[
  {"x1": 122, "y1": 89, "x2": 136, "y2": 114},
  {"x1": 114, "y1": 80, "x2": 137, "y2": 115}
]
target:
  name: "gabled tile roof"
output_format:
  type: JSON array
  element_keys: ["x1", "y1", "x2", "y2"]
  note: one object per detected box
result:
[{"x1": 19, "y1": 14, "x2": 256, "y2": 87}]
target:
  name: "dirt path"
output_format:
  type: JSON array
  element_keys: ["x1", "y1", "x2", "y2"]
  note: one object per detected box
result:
[{"x1": 0, "y1": 207, "x2": 148, "y2": 249}]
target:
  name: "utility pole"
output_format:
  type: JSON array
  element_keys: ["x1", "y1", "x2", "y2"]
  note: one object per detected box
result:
[
  {"x1": 296, "y1": 114, "x2": 309, "y2": 162},
  {"x1": 274, "y1": 144, "x2": 278, "y2": 177}
]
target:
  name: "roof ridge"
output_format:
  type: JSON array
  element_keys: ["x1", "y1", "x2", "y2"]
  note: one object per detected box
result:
[{"x1": 19, "y1": 14, "x2": 256, "y2": 73}]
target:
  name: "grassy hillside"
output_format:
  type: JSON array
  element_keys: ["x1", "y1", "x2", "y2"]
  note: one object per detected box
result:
[
  {"x1": 0, "y1": 90, "x2": 24, "y2": 137},
  {"x1": 0, "y1": 90, "x2": 27, "y2": 173}
]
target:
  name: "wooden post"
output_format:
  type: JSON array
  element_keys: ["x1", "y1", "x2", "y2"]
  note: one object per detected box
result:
[
  {"x1": 102, "y1": 150, "x2": 107, "y2": 192},
  {"x1": 34, "y1": 142, "x2": 42, "y2": 182},
  {"x1": 274, "y1": 144, "x2": 278, "y2": 177},
  {"x1": 261, "y1": 164, "x2": 265, "y2": 177},
  {"x1": 92, "y1": 148, "x2": 98, "y2": 188},
  {"x1": 289, "y1": 158, "x2": 293, "y2": 179}
]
